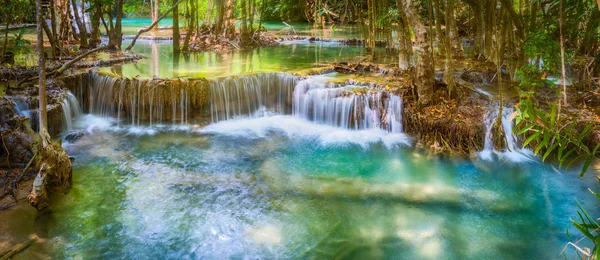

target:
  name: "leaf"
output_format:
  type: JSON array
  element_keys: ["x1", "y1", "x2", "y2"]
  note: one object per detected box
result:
[
  {"x1": 580, "y1": 156, "x2": 594, "y2": 177},
  {"x1": 523, "y1": 132, "x2": 541, "y2": 148},
  {"x1": 543, "y1": 142, "x2": 560, "y2": 161},
  {"x1": 517, "y1": 125, "x2": 534, "y2": 135},
  {"x1": 549, "y1": 104, "x2": 557, "y2": 128},
  {"x1": 535, "y1": 132, "x2": 551, "y2": 155},
  {"x1": 590, "y1": 188, "x2": 600, "y2": 200},
  {"x1": 559, "y1": 149, "x2": 576, "y2": 168}
]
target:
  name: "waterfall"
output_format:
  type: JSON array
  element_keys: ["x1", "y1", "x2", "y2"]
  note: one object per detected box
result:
[
  {"x1": 61, "y1": 91, "x2": 83, "y2": 132},
  {"x1": 209, "y1": 73, "x2": 298, "y2": 122},
  {"x1": 68, "y1": 71, "x2": 210, "y2": 127},
  {"x1": 480, "y1": 106, "x2": 532, "y2": 162},
  {"x1": 7, "y1": 96, "x2": 32, "y2": 118},
  {"x1": 66, "y1": 71, "x2": 404, "y2": 134},
  {"x1": 292, "y1": 77, "x2": 403, "y2": 132}
]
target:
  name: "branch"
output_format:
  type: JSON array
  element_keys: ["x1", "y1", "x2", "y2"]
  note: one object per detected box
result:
[
  {"x1": 124, "y1": 0, "x2": 185, "y2": 51},
  {"x1": 18, "y1": 45, "x2": 111, "y2": 86}
]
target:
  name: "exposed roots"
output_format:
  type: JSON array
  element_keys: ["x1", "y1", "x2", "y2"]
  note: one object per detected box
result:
[{"x1": 27, "y1": 131, "x2": 72, "y2": 211}]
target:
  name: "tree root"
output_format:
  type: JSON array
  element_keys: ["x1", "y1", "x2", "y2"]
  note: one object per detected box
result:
[
  {"x1": 27, "y1": 132, "x2": 72, "y2": 211},
  {"x1": 0, "y1": 130, "x2": 10, "y2": 169}
]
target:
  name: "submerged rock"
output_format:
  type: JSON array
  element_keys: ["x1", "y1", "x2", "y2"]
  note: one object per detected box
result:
[{"x1": 65, "y1": 131, "x2": 85, "y2": 143}]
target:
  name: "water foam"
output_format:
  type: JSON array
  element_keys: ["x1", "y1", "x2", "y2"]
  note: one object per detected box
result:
[{"x1": 199, "y1": 115, "x2": 411, "y2": 149}]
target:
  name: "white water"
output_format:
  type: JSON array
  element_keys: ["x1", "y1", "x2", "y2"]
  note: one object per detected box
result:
[
  {"x1": 61, "y1": 91, "x2": 83, "y2": 132},
  {"x1": 70, "y1": 72, "x2": 408, "y2": 145},
  {"x1": 210, "y1": 73, "x2": 298, "y2": 122},
  {"x1": 479, "y1": 107, "x2": 533, "y2": 162},
  {"x1": 7, "y1": 96, "x2": 32, "y2": 118},
  {"x1": 200, "y1": 115, "x2": 411, "y2": 149},
  {"x1": 292, "y1": 75, "x2": 403, "y2": 132}
]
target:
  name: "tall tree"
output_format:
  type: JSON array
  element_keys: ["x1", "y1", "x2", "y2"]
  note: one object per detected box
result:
[
  {"x1": 36, "y1": 0, "x2": 48, "y2": 134},
  {"x1": 400, "y1": 0, "x2": 434, "y2": 105},
  {"x1": 173, "y1": 0, "x2": 180, "y2": 53}
]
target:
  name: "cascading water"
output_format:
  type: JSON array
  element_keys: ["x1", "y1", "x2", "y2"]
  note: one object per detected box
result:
[
  {"x1": 67, "y1": 71, "x2": 405, "y2": 136},
  {"x1": 209, "y1": 73, "x2": 298, "y2": 122},
  {"x1": 7, "y1": 96, "x2": 32, "y2": 118},
  {"x1": 61, "y1": 91, "x2": 83, "y2": 132},
  {"x1": 292, "y1": 77, "x2": 403, "y2": 132},
  {"x1": 479, "y1": 106, "x2": 532, "y2": 162},
  {"x1": 68, "y1": 71, "x2": 210, "y2": 129}
]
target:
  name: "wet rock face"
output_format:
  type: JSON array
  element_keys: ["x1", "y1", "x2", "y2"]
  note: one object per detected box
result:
[{"x1": 0, "y1": 127, "x2": 35, "y2": 168}]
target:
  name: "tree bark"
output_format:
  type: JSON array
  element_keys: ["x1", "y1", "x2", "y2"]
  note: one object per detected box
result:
[
  {"x1": 444, "y1": 0, "x2": 456, "y2": 98},
  {"x1": 172, "y1": 0, "x2": 180, "y2": 54},
  {"x1": 402, "y1": 0, "x2": 434, "y2": 105},
  {"x1": 125, "y1": 0, "x2": 185, "y2": 51},
  {"x1": 484, "y1": 0, "x2": 495, "y2": 58},
  {"x1": 2, "y1": 9, "x2": 11, "y2": 58},
  {"x1": 71, "y1": 0, "x2": 88, "y2": 48},
  {"x1": 152, "y1": 0, "x2": 159, "y2": 31},
  {"x1": 108, "y1": 0, "x2": 124, "y2": 49},
  {"x1": 89, "y1": 1, "x2": 101, "y2": 48},
  {"x1": 433, "y1": 0, "x2": 445, "y2": 56},
  {"x1": 36, "y1": 0, "x2": 48, "y2": 133}
]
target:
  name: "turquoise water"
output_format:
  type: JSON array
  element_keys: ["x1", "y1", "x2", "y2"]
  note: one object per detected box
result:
[
  {"x1": 6, "y1": 18, "x2": 598, "y2": 259},
  {"x1": 24, "y1": 114, "x2": 598, "y2": 259},
  {"x1": 105, "y1": 40, "x2": 396, "y2": 79}
]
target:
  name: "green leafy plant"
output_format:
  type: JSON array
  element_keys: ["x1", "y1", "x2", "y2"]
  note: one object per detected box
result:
[{"x1": 561, "y1": 182, "x2": 600, "y2": 260}]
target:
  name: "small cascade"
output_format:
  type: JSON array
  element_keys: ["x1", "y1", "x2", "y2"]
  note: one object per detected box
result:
[
  {"x1": 67, "y1": 71, "x2": 210, "y2": 127},
  {"x1": 7, "y1": 96, "x2": 33, "y2": 118},
  {"x1": 209, "y1": 73, "x2": 298, "y2": 122},
  {"x1": 64, "y1": 71, "x2": 404, "y2": 135},
  {"x1": 61, "y1": 91, "x2": 83, "y2": 132},
  {"x1": 292, "y1": 78, "x2": 403, "y2": 132},
  {"x1": 480, "y1": 106, "x2": 532, "y2": 162}
]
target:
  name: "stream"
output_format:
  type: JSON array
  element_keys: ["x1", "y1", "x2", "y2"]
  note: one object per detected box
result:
[{"x1": 5, "y1": 19, "x2": 600, "y2": 259}]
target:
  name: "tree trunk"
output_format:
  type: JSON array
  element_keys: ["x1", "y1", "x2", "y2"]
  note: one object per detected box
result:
[
  {"x1": 36, "y1": 0, "x2": 48, "y2": 133},
  {"x1": 71, "y1": 0, "x2": 88, "y2": 48},
  {"x1": 484, "y1": 0, "x2": 495, "y2": 58},
  {"x1": 172, "y1": 0, "x2": 180, "y2": 54},
  {"x1": 433, "y1": 0, "x2": 445, "y2": 56},
  {"x1": 182, "y1": 0, "x2": 193, "y2": 51},
  {"x1": 125, "y1": 0, "x2": 185, "y2": 51},
  {"x1": 402, "y1": 0, "x2": 434, "y2": 105},
  {"x1": 2, "y1": 10, "x2": 11, "y2": 58},
  {"x1": 223, "y1": 0, "x2": 235, "y2": 38},
  {"x1": 50, "y1": 0, "x2": 59, "y2": 54},
  {"x1": 397, "y1": 0, "x2": 411, "y2": 70},
  {"x1": 41, "y1": 21, "x2": 61, "y2": 58},
  {"x1": 89, "y1": 2, "x2": 101, "y2": 48},
  {"x1": 152, "y1": 0, "x2": 159, "y2": 31},
  {"x1": 108, "y1": 0, "x2": 123, "y2": 49},
  {"x1": 241, "y1": 0, "x2": 248, "y2": 40},
  {"x1": 448, "y1": 0, "x2": 463, "y2": 59},
  {"x1": 444, "y1": 0, "x2": 456, "y2": 98}
]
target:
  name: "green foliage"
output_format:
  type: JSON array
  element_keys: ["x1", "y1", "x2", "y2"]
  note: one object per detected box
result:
[
  {"x1": 4, "y1": 29, "x2": 32, "y2": 54},
  {"x1": 516, "y1": 52, "x2": 599, "y2": 258},
  {"x1": 515, "y1": 95, "x2": 599, "y2": 177},
  {"x1": 561, "y1": 182, "x2": 600, "y2": 259},
  {"x1": 376, "y1": 7, "x2": 400, "y2": 27},
  {"x1": 523, "y1": 28, "x2": 562, "y2": 73}
]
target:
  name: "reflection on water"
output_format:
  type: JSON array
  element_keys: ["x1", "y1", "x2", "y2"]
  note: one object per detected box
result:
[
  {"x1": 102, "y1": 40, "x2": 397, "y2": 79},
  {"x1": 21, "y1": 115, "x2": 600, "y2": 259}
]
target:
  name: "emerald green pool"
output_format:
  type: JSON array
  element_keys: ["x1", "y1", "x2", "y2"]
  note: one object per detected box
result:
[
  {"x1": 5, "y1": 18, "x2": 599, "y2": 259},
  {"x1": 20, "y1": 114, "x2": 596, "y2": 259}
]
